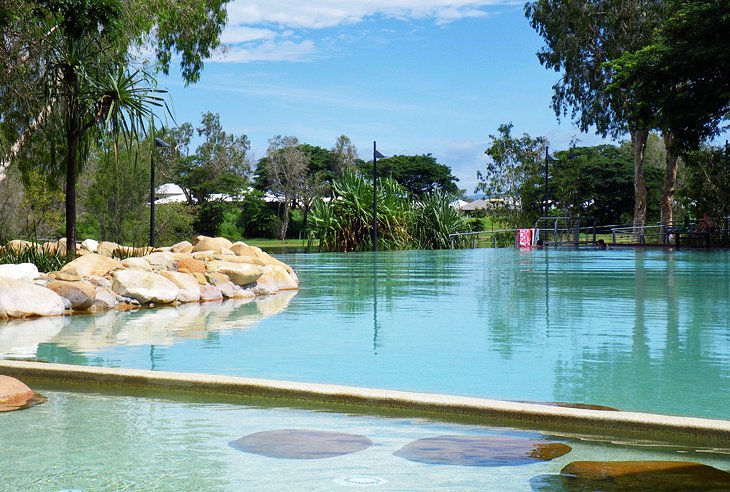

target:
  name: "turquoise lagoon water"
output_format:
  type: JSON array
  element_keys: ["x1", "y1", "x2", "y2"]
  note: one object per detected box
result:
[
  {"x1": 1, "y1": 248, "x2": 729, "y2": 419},
  {"x1": 1, "y1": 389, "x2": 729, "y2": 492}
]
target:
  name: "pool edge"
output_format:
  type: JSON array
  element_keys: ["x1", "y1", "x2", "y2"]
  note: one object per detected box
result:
[{"x1": 2, "y1": 360, "x2": 729, "y2": 448}]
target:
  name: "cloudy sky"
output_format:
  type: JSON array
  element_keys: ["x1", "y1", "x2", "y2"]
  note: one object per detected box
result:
[{"x1": 158, "y1": 0, "x2": 611, "y2": 194}]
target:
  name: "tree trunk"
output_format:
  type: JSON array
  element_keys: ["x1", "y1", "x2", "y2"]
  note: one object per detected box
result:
[
  {"x1": 64, "y1": 68, "x2": 80, "y2": 259},
  {"x1": 631, "y1": 128, "x2": 649, "y2": 237},
  {"x1": 660, "y1": 131, "x2": 679, "y2": 229},
  {"x1": 279, "y1": 199, "x2": 290, "y2": 240}
]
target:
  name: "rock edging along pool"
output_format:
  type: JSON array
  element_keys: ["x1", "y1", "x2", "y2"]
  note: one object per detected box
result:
[{"x1": 2, "y1": 360, "x2": 729, "y2": 448}]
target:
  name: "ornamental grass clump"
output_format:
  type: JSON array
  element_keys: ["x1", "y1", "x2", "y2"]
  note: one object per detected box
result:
[
  {"x1": 308, "y1": 173, "x2": 414, "y2": 252},
  {"x1": 0, "y1": 243, "x2": 67, "y2": 272},
  {"x1": 309, "y1": 173, "x2": 469, "y2": 252}
]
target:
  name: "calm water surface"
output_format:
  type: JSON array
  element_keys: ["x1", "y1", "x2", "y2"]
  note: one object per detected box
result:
[{"x1": 1, "y1": 248, "x2": 728, "y2": 419}]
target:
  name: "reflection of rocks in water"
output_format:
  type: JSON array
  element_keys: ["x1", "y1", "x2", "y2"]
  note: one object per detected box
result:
[
  {"x1": 0, "y1": 316, "x2": 64, "y2": 358},
  {"x1": 394, "y1": 435, "x2": 571, "y2": 467},
  {"x1": 557, "y1": 461, "x2": 730, "y2": 491},
  {"x1": 229, "y1": 429, "x2": 372, "y2": 459},
  {"x1": 0, "y1": 375, "x2": 46, "y2": 412}
]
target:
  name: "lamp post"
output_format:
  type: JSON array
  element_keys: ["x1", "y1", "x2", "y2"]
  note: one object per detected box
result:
[
  {"x1": 544, "y1": 146, "x2": 558, "y2": 217},
  {"x1": 372, "y1": 141, "x2": 385, "y2": 252},
  {"x1": 150, "y1": 136, "x2": 170, "y2": 248}
]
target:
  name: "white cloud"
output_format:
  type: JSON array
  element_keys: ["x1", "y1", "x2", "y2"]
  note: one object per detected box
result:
[
  {"x1": 226, "y1": 0, "x2": 509, "y2": 29},
  {"x1": 220, "y1": 26, "x2": 278, "y2": 44},
  {"x1": 213, "y1": 0, "x2": 511, "y2": 62},
  {"x1": 210, "y1": 40, "x2": 317, "y2": 63}
]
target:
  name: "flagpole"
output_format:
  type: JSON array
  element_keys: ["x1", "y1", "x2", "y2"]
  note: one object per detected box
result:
[{"x1": 373, "y1": 141, "x2": 378, "y2": 252}]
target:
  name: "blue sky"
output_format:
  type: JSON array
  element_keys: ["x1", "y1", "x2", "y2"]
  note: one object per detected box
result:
[{"x1": 157, "y1": 0, "x2": 611, "y2": 194}]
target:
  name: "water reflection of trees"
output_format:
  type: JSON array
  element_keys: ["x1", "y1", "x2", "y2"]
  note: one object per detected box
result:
[{"x1": 548, "y1": 251, "x2": 730, "y2": 417}]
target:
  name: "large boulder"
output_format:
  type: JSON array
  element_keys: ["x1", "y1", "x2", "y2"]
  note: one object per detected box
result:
[
  {"x1": 206, "y1": 261, "x2": 263, "y2": 286},
  {"x1": 159, "y1": 271, "x2": 200, "y2": 303},
  {"x1": 171, "y1": 240, "x2": 193, "y2": 254},
  {"x1": 0, "y1": 263, "x2": 39, "y2": 282},
  {"x1": 45, "y1": 280, "x2": 96, "y2": 310},
  {"x1": 61, "y1": 253, "x2": 124, "y2": 278},
  {"x1": 142, "y1": 251, "x2": 175, "y2": 269},
  {"x1": 213, "y1": 254, "x2": 266, "y2": 267},
  {"x1": 121, "y1": 257, "x2": 153, "y2": 271},
  {"x1": 111, "y1": 270, "x2": 180, "y2": 304},
  {"x1": 80, "y1": 238, "x2": 99, "y2": 253},
  {"x1": 176, "y1": 257, "x2": 206, "y2": 274},
  {"x1": 255, "y1": 265, "x2": 299, "y2": 293},
  {"x1": 0, "y1": 277, "x2": 66, "y2": 318},
  {"x1": 96, "y1": 241, "x2": 120, "y2": 257},
  {"x1": 192, "y1": 235, "x2": 233, "y2": 253},
  {"x1": 90, "y1": 286, "x2": 118, "y2": 311},
  {"x1": 4, "y1": 240, "x2": 32, "y2": 252},
  {"x1": 199, "y1": 284, "x2": 224, "y2": 302}
]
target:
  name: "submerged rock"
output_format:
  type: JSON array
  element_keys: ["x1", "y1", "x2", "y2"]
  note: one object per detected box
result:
[
  {"x1": 559, "y1": 461, "x2": 730, "y2": 491},
  {"x1": 230, "y1": 429, "x2": 372, "y2": 459},
  {"x1": 0, "y1": 375, "x2": 34, "y2": 411},
  {"x1": 394, "y1": 435, "x2": 572, "y2": 467}
]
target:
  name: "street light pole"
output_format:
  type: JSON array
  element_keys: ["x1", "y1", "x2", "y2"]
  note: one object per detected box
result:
[
  {"x1": 544, "y1": 145, "x2": 549, "y2": 218},
  {"x1": 373, "y1": 141, "x2": 378, "y2": 252}
]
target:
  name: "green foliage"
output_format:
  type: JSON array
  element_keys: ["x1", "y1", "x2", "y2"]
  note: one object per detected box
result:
[
  {"x1": 236, "y1": 190, "x2": 279, "y2": 239},
  {"x1": 0, "y1": 244, "x2": 66, "y2": 273},
  {"x1": 308, "y1": 173, "x2": 414, "y2": 252},
  {"x1": 154, "y1": 202, "x2": 195, "y2": 246},
  {"x1": 359, "y1": 154, "x2": 459, "y2": 196},
  {"x1": 174, "y1": 112, "x2": 250, "y2": 203},
  {"x1": 679, "y1": 145, "x2": 730, "y2": 221},
  {"x1": 412, "y1": 191, "x2": 470, "y2": 249},
  {"x1": 192, "y1": 201, "x2": 226, "y2": 237},
  {"x1": 608, "y1": 0, "x2": 730, "y2": 149},
  {"x1": 477, "y1": 123, "x2": 547, "y2": 227},
  {"x1": 551, "y1": 145, "x2": 663, "y2": 225}
]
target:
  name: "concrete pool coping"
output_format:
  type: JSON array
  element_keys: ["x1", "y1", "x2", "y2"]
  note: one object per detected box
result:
[{"x1": 2, "y1": 360, "x2": 729, "y2": 448}]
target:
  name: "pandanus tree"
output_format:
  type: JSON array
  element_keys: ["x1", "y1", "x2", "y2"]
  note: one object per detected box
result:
[{"x1": 1, "y1": 0, "x2": 229, "y2": 256}]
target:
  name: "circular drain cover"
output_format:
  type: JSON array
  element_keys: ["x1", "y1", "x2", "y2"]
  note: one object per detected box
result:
[{"x1": 334, "y1": 476, "x2": 388, "y2": 487}]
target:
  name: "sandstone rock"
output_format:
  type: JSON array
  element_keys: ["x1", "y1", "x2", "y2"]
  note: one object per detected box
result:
[
  {"x1": 111, "y1": 270, "x2": 179, "y2": 304},
  {"x1": 199, "y1": 284, "x2": 224, "y2": 302},
  {"x1": 192, "y1": 272, "x2": 208, "y2": 285},
  {"x1": 121, "y1": 257, "x2": 153, "y2": 271},
  {"x1": 80, "y1": 238, "x2": 99, "y2": 253},
  {"x1": 45, "y1": 280, "x2": 96, "y2": 310},
  {"x1": 142, "y1": 251, "x2": 175, "y2": 269},
  {"x1": 0, "y1": 263, "x2": 39, "y2": 282},
  {"x1": 52, "y1": 270, "x2": 83, "y2": 282},
  {"x1": 159, "y1": 271, "x2": 200, "y2": 303},
  {"x1": 192, "y1": 235, "x2": 233, "y2": 253},
  {"x1": 560, "y1": 461, "x2": 730, "y2": 491},
  {"x1": 91, "y1": 287, "x2": 117, "y2": 311},
  {"x1": 176, "y1": 257, "x2": 206, "y2": 274},
  {"x1": 41, "y1": 241, "x2": 59, "y2": 255},
  {"x1": 205, "y1": 272, "x2": 230, "y2": 285},
  {"x1": 256, "y1": 265, "x2": 299, "y2": 292},
  {"x1": 213, "y1": 254, "x2": 266, "y2": 266},
  {"x1": 0, "y1": 277, "x2": 66, "y2": 318},
  {"x1": 96, "y1": 241, "x2": 120, "y2": 257},
  {"x1": 61, "y1": 253, "x2": 124, "y2": 278},
  {"x1": 0, "y1": 375, "x2": 34, "y2": 410},
  {"x1": 5, "y1": 239, "x2": 31, "y2": 252},
  {"x1": 206, "y1": 260, "x2": 263, "y2": 286},
  {"x1": 86, "y1": 275, "x2": 112, "y2": 288},
  {"x1": 171, "y1": 240, "x2": 193, "y2": 254}
]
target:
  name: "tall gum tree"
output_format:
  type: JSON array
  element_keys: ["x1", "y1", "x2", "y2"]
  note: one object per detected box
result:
[{"x1": 525, "y1": 0, "x2": 662, "y2": 230}]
